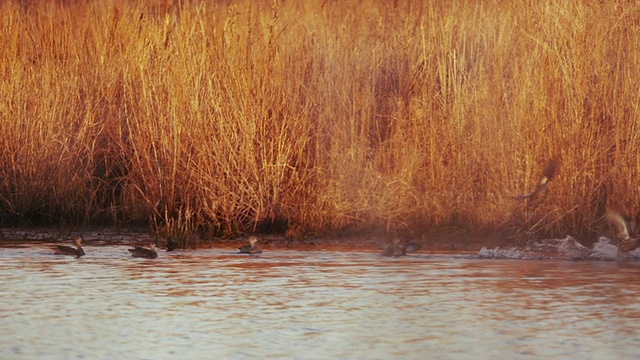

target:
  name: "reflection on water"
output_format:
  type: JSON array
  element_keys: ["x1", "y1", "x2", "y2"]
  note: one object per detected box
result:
[{"x1": 1, "y1": 242, "x2": 640, "y2": 359}]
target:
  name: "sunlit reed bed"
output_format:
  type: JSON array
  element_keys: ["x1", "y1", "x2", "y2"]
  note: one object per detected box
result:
[{"x1": 1, "y1": 0, "x2": 639, "y2": 247}]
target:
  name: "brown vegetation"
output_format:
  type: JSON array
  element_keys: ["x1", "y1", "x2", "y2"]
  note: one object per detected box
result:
[{"x1": 1, "y1": 0, "x2": 639, "y2": 245}]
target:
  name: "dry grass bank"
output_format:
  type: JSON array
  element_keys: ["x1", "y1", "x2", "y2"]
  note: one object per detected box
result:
[{"x1": 1, "y1": 0, "x2": 638, "y2": 244}]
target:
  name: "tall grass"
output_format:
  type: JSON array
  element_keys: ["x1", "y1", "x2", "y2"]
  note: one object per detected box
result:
[{"x1": 1, "y1": 0, "x2": 638, "y2": 244}]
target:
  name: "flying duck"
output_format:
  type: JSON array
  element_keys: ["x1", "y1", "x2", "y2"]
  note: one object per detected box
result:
[{"x1": 516, "y1": 159, "x2": 560, "y2": 203}]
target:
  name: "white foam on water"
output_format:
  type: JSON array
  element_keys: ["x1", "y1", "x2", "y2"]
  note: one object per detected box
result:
[
  {"x1": 551, "y1": 236, "x2": 591, "y2": 260},
  {"x1": 477, "y1": 237, "x2": 588, "y2": 260},
  {"x1": 477, "y1": 246, "x2": 527, "y2": 259},
  {"x1": 588, "y1": 237, "x2": 619, "y2": 260},
  {"x1": 523, "y1": 236, "x2": 640, "y2": 261}
]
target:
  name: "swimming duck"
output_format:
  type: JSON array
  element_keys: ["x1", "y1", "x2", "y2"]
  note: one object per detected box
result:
[
  {"x1": 238, "y1": 236, "x2": 262, "y2": 254},
  {"x1": 405, "y1": 242, "x2": 420, "y2": 253},
  {"x1": 516, "y1": 159, "x2": 560, "y2": 202},
  {"x1": 128, "y1": 243, "x2": 158, "y2": 259},
  {"x1": 605, "y1": 208, "x2": 639, "y2": 254},
  {"x1": 382, "y1": 237, "x2": 407, "y2": 257},
  {"x1": 53, "y1": 236, "x2": 85, "y2": 258}
]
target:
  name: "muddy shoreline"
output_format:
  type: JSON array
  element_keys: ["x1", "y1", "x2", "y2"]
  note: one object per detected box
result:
[{"x1": 0, "y1": 227, "x2": 510, "y2": 252}]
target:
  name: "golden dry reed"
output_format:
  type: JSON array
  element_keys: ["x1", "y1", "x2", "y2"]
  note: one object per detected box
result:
[{"x1": 1, "y1": 0, "x2": 639, "y2": 243}]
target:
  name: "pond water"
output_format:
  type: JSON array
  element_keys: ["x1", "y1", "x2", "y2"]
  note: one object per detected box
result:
[{"x1": 1, "y1": 237, "x2": 639, "y2": 360}]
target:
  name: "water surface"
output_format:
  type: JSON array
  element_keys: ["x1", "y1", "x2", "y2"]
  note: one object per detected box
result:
[{"x1": 1, "y1": 241, "x2": 639, "y2": 359}]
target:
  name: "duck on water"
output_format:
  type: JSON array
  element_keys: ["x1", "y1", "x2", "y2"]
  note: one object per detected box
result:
[
  {"x1": 128, "y1": 243, "x2": 158, "y2": 259},
  {"x1": 52, "y1": 236, "x2": 85, "y2": 258},
  {"x1": 382, "y1": 237, "x2": 408, "y2": 257},
  {"x1": 239, "y1": 236, "x2": 262, "y2": 254}
]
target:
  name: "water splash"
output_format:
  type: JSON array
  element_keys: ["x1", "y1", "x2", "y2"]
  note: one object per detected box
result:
[
  {"x1": 534, "y1": 236, "x2": 591, "y2": 260},
  {"x1": 478, "y1": 236, "x2": 640, "y2": 261},
  {"x1": 534, "y1": 236, "x2": 640, "y2": 261},
  {"x1": 588, "y1": 237, "x2": 619, "y2": 260},
  {"x1": 477, "y1": 237, "x2": 588, "y2": 260},
  {"x1": 591, "y1": 237, "x2": 640, "y2": 260}
]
